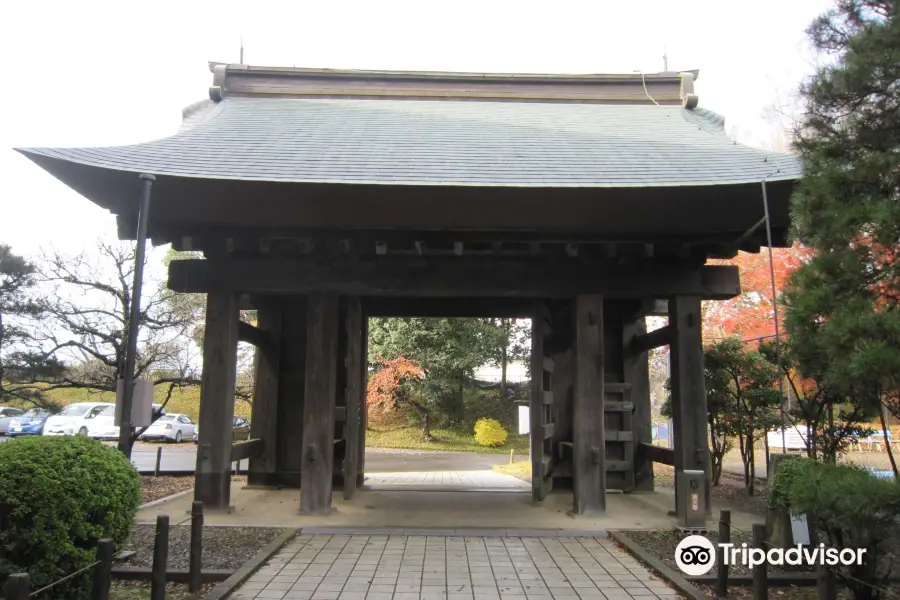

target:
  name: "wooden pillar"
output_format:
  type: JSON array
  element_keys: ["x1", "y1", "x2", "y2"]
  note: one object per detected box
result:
[
  {"x1": 300, "y1": 292, "x2": 339, "y2": 514},
  {"x1": 574, "y1": 294, "x2": 606, "y2": 514},
  {"x1": 669, "y1": 295, "x2": 710, "y2": 520},
  {"x1": 357, "y1": 316, "x2": 368, "y2": 488},
  {"x1": 623, "y1": 309, "x2": 654, "y2": 491},
  {"x1": 343, "y1": 297, "x2": 363, "y2": 500},
  {"x1": 248, "y1": 302, "x2": 282, "y2": 487},
  {"x1": 275, "y1": 297, "x2": 307, "y2": 486},
  {"x1": 194, "y1": 291, "x2": 240, "y2": 511}
]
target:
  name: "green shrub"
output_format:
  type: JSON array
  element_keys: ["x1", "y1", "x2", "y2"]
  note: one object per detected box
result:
[
  {"x1": 767, "y1": 456, "x2": 811, "y2": 510},
  {"x1": 775, "y1": 459, "x2": 900, "y2": 599},
  {"x1": 0, "y1": 436, "x2": 141, "y2": 599},
  {"x1": 474, "y1": 418, "x2": 508, "y2": 447}
]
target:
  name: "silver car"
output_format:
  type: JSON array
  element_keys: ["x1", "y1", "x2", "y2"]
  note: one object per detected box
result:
[
  {"x1": 0, "y1": 407, "x2": 25, "y2": 435},
  {"x1": 138, "y1": 413, "x2": 196, "y2": 443}
]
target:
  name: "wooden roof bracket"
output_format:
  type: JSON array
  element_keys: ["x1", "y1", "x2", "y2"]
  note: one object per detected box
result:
[{"x1": 680, "y1": 72, "x2": 699, "y2": 109}]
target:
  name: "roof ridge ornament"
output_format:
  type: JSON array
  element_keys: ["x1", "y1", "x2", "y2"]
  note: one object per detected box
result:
[
  {"x1": 679, "y1": 72, "x2": 699, "y2": 109},
  {"x1": 209, "y1": 64, "x2": 227, "y2": 102}
]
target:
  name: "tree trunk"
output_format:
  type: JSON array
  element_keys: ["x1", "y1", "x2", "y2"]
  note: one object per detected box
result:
[
  {"x1": 748, "y1": 434, "x2": 756, "y2": 496},
  {"x1": 500, "y1": 319, "x2": 510, "y2": 398},
  {"x1": 879, "y1": 406, "x2": 899, "y2": 480},
  {"x1": 411, "y1": 400, "x2": 433, "y2": 441}
]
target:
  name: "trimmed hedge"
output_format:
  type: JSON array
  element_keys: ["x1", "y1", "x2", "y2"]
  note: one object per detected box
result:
[
  {"x1": 769, "y1": 458, "x2": 900, "y2": 599},
  {"x1": 0, "y1": 436, "x2": 141, "y2": 599},
  {"x1": 474, "y1": 418, "x2": 508, "y2": 447}
]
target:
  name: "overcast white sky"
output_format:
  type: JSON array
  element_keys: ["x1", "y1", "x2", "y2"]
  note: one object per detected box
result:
[{"x1": 1, "y1": 0, "x2": 831, "y2": 265}]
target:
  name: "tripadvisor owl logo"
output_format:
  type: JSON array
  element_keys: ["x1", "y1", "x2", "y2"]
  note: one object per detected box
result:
[
  {"x1": 674, "y1": 534, "x2": 868, "y2": 576},
  {"x1": 675, "y1": 536, "x2": 716, "y2": 576}
]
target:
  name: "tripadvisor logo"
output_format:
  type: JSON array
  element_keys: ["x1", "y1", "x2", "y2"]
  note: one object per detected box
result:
[{"x1": 674, "y1": 535, "x2": 867, "y2": 576}]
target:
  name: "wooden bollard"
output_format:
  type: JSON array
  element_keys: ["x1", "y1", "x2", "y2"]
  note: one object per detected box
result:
[
  {"x1": 3, "y1": 573, "x2": 30, "y2": 600},
  {"x1": 151, "y1": 515, "x2": 170, "y2": 600},
  {"x1": 752, "y1": 524, "x2": 768, "y2": 600},
  {"x1": 92, "y1": 538, "x2": 115, "y2": 600},
  {"x1": 817, "y1": 562, "x2": 836, "y2": 600},
  {"x1": 189, "y1": 501, "x2": 204, "y2": 593},
  {"x1": 154, "y1": 446, "x2": 162, "y2": 477},
  {"x1": 715, "y1": 510, "x2": 731, "y2": 597}
]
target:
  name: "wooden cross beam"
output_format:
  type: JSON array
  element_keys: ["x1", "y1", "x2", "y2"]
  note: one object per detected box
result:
[
  {"x1": 168, "y1": 259, "x2": 741, "y2": 300},
  {"x1": 237, "y1": 321, "x2": 277, "y2": 353},
  {"x1": 629, "y1": 325, "x2": 672, "y2": 354}
]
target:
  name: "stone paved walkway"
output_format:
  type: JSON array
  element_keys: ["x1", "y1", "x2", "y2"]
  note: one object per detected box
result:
[
  {"x1": 229, "y1": 534, "x2": 679, "y2": 600},
  {"x1": 364, "y1": 471, "x2": 529, "y2": 490}
]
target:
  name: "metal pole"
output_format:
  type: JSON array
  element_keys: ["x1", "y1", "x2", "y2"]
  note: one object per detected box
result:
[
  {"x1": 117, "y1": 173, "x2": 156, "y2": 457},
  {"x1": 761, "y1": 179, "x2": 788, "y2": 454}
]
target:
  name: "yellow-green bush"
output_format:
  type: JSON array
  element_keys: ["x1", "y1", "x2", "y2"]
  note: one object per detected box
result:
[{"x1": 474, "y1": 418, "x2": 508, "y2": 447}]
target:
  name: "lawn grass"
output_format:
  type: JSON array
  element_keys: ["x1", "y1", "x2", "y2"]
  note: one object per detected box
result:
[
  {"x1": 493, "y1": 460, "x2": 532, "y2": 482},
  {"x1": 366, "y1": 425, "x2": 530, "y2": 454}
]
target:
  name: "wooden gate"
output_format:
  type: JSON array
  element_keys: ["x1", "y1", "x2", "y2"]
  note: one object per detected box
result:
[{"x1": 531, "y1": 300, "x2": 556, "y2": 502}]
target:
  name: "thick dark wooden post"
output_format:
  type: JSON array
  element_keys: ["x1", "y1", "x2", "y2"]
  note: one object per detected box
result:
[
  {"x1": 574, "y1": 294, "x2": 606, "y2": 514},
  {"x1": 343, "y1": 297, "x2": 363, "y2": 500},
  {"x1": 249, "y1": 302, "x2": 282, "y2": 486},
  {"x1": 195, "y1": 291, "x2": 239, "y2": 510},
  {"x1": 669, "y1": 295, "x2": 710, "y2": 521},
  {"x1": 357, "y1": 316, "x2": 368, "y2": 488},
  {"x1": 623, "y1": 309, "x2": 654, "y2": 491},
  {"x1": 300, "y1": 292, "x2": 339, "y2": 514}
]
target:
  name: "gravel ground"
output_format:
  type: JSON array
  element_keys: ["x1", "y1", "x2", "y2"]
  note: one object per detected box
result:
[
  {"x1": 140, "y1": 476, "x2": 195, "y2": 505},
  {"x1": 654, "y1": 465, "x2": 768, "y2": 516},
  {"x1": 110, "y1": 581, "x2": 217, "y2": 599},
  {"x1": 121, "y1": 525, "x2": 287, "y2": 570}
]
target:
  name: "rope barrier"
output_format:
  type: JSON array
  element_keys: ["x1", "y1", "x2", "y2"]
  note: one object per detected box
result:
[
  {"x1": 29, "y1": 560, "x2": 101, "y2": 597},
  {"x1": 713, "y1": 515, "x2": 900, "y2": 599}
]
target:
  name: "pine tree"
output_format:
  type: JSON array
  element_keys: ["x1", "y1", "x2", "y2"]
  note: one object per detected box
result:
[{"x1": 785, "y1": 0, "x2": 900, "y2": 476}]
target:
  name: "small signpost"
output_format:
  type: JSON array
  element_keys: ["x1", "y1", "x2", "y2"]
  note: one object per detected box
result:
[
  {"x1": 115, "y1": 378, "x2": 154, "y2": 428},
  {"x1": 518, "y1": 405, "x2": 530, "y2": 435}
]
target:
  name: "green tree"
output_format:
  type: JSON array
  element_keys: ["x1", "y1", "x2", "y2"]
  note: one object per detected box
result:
[
  {"x1": 0, "y1": 244, "x2": 63, "y2": 408},
  {"x1": 367, "y1": 318, "x2": 508, "y2": 425},
  {"x1": 786, "y1": 0, "x2": 900, "y2": 477},
  {"x1": 759, "y1": 339, "x2": 875, "y2": 463}
]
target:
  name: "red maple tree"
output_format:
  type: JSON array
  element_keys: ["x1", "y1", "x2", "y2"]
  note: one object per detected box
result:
[{"x1": 704, "y1": 242, "x2": 813, "y2": 340}]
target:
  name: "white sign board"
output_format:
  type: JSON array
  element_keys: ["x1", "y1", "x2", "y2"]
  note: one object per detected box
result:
[
  {"x1": 791, "y1": 514, "x2": 811, "y2": 545},
  {"x1": 115, "y1": 378, "x2": 153, "y2": 427},
  {"x1": 518, "y1": 405, "x2": 530, "y2": 435}
]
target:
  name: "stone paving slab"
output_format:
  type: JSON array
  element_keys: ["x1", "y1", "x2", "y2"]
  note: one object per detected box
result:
[
  {"x1": 227, "y1": 534, "x2": 681, "y2": 600},
  {"x1": 364, "y1": 471, "x2": 529, "y2": 491}
]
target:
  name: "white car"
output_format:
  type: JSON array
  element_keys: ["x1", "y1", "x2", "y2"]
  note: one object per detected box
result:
[
  {"x1": 139, "y1": 413, "x2": 196, "y2": 443},
  {"x1": 84, "y1": 403, "x2": 169, "y2": 440},
  {"x1": 84, "y1": 405, "x2": 122, "y2": 440},
  {"x1": 43, "y1": 402, "x2": 114, "y2": 437}
]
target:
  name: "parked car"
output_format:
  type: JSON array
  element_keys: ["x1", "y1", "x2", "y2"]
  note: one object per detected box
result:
[
  {"x1": 43, "y1": 402, "x2": 114, "y2": 436},
  {"x1": 84, "y1": 405, "x2": 122, "y2": 440},
  {"x1": 139, "y1": 413, "x2": 196, "y2": 443},
  {"x1": 6, "y1": 407, "x2": 55, "y2": 436},
  {"x1": 85, "y1": 403, "x2": 168, "y2": 440},
  {"x1": 0, "y1": 407, "x2": 26, "y2": 435},
  {"x1": 192, "y1": 416, "x2": 251, "y2": 443}
]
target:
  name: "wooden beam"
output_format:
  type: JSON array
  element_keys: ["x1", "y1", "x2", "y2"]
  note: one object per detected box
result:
[
  {"x1": 343, "y1": 297, "x2": 363, "y2": 500},
  {"x1": 248, "y1": 303, "x2": 282, "y2": 482},
  {"x1": 194, "y1": 291, "x2": 239, "y2": 511},
  {"x1": 669, "y1": 295, "x2": 711, "y2": 522},
  {"x1": 237, "y1": 321, "x2": 276, "y2": 352},
  {"x1": 637, "y1": 442, "x2": 675, "y2": 466},
  {"x1": 300, "y1": 292, "x2": 339, "y2": 515},
  {"x1": 231, "y1": 438, "x2": 265, "y2": 462},
  {"x1": 168, "y1": 259, "x2": 741, "y2": 300},
  {"x1": 574, "y1": 294, "x2": 606, "y2": 515},
  {"x1": 629, "y1": 325, "x2": 672, "y2": 354}
]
